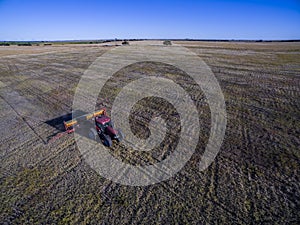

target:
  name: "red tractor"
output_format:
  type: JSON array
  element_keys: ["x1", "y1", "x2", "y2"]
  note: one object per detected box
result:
[
  {"x1": 89, "y1": 114, "x2": 124, "y2": 147},
  {"x1": 63, "y1": 108, "x2": 124, "y2": 147}
]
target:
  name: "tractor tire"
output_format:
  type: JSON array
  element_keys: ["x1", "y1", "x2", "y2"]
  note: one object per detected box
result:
[
  {"x1": 116, "y1": 129, "x2": 124, "y2": 142},
  {"x1": 102, "y1": 134, "x2": 112, "y2": 147},
  {"x1": 89, "y1": 128, "x2": 98, "y2": 141}
]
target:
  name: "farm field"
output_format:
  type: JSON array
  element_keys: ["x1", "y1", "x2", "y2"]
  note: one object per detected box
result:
[{"x1": 0, "y1": 41, "x2": 299, "y2": 224}]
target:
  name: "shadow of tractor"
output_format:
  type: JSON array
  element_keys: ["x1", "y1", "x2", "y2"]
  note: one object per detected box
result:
[{"x1": 45, "y1": 110, "x2": 92, "y2": 143}]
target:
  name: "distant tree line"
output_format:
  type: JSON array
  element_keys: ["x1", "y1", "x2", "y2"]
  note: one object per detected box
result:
[
  {"x1": 0, "y1": 42, "x2": 10, "y2": 46},
  {"x1": 18, "y1": 43, "x2": 32, "y2": 46}
]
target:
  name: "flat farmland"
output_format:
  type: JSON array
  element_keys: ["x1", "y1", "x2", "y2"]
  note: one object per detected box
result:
[{"x1": 0, "y1": 41, "x2": 299, "y2": 224}]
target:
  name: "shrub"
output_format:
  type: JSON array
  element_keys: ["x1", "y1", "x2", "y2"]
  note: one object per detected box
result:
[{"x1": 163, "y1": 40, "x2": 172, "y2": 46}]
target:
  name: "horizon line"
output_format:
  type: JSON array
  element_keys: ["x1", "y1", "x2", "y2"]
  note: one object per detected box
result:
[{"x1": 1, "y1": 38, "x2": 300, "y2": 43}]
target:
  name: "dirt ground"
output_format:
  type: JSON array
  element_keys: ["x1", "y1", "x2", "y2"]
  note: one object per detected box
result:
[{"x1": 0, "y1": 41, "x2": 299, "y2": 224}]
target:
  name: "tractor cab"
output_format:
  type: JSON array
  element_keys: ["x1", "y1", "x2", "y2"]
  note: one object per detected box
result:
[{"x1": 95, "y1": 116, "x2": 112, "y2": 131}]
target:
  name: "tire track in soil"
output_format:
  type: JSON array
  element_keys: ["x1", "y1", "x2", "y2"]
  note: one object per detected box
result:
[
  {"x1": 125, "y1": 187, "x2": 150, "y2": 225},
  {"x1": 116, "y1": 155, "x2": 247, "y2": 224},
  {"x1": 96, "y1": 150, "x2": 210, "y2": 223},
  {"x1": 201, "y1": 158, "x2": 245, "y2": 224},
  {"x1": 241, "y1": 126, "x2": 257, "y2": 223},
  {"x1": 0, "y1": 93, "x2": 47, "y2": 144}
]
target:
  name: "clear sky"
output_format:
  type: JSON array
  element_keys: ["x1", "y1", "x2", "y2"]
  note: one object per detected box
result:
[{"x1": 0, "y1": 0, "x2": 299, "y2": 41}]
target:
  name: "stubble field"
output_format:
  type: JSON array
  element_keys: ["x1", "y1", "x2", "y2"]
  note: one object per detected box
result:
[{"x1": 0, "y1": 41, "x2": 299, "y2": 224}]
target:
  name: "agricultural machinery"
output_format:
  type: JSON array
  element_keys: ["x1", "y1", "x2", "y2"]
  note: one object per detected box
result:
[{"x1": 50, "y1": 108, "x2": 123, "y2": 147}]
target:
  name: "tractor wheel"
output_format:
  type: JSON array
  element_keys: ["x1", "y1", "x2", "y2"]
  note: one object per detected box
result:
[
  {"x1": 89, "y1": 128, "x2": 98, "y2": 141},
  {"x1": 116, "y1": 129, "x2": 124, "y2": 142},
  {"x1": 102, "y1": 134, "x2": 112, "y2": 147}
]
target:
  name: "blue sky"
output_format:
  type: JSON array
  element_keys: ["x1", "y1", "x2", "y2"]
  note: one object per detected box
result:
[{"x1": 0, "y1": 0, "x2": 299, "y2": 40}]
